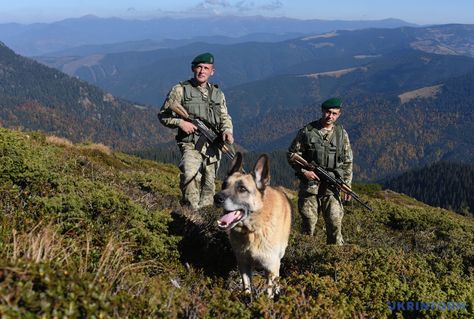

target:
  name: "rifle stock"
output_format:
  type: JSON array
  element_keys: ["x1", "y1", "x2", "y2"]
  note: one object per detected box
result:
[
  {"x1": 289, "y1": 153, "x2": 373, "y2": 211},
  {"x1": 169, "y1": 101, "x2": 190, "y2": 119},
  {"x1": 169, "y1": 101, "x2": 236, "y2": 160}
]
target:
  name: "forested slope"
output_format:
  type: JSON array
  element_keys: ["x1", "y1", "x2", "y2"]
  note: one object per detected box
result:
[
  {"x1": 0, "y1": 41, "x2": 173, "y2": 151},
  {"x1": 384, "y1": 161, "x2": 474, "y2": 217}
]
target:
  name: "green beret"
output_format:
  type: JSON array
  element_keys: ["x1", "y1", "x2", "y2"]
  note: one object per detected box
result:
[
  {"x1": 321, "y1": 97, "x2": 342, "y2": 109},
  {"x1": 191, "y1": 52, "x2": 214, "y2": 65}
]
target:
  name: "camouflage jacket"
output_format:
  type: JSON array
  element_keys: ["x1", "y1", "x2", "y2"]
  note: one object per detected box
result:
[
  {"x1": 158, "y1": 80, "x2": 233, "y2": 134},
  {"x1": 288, "y1": 120, "x2": 353, "y2": 193}
]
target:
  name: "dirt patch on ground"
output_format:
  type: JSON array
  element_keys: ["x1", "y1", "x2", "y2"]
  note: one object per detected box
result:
[{"x1": 398, "y1": 84, "x2": 443, "y2": 104}]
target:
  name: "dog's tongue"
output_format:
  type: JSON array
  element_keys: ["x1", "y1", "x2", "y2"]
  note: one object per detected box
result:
[{"x1": 218, "y1": 210, "x2": 243, "y2": 228}]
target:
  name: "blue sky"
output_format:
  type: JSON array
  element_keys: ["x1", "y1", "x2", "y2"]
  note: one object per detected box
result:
[{"x1": 1, "y1": 0, "x2": 473, "y2": 25}]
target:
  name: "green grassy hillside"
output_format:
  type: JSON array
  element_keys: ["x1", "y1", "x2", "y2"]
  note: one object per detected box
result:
[{"x1": 0, "y1": 128, "x2": 472, "y2": 318}]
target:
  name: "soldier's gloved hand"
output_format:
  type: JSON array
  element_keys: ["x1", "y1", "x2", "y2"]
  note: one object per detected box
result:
[
  {"x1": 303, "y1": 170, "x2": 320, "y2": 181},
  {"x1": 223, "y1": 132, "x2": 234, "y2": 144},
  {"x1": 179, "y1": 120, "x2": 197, "y2": 134}
]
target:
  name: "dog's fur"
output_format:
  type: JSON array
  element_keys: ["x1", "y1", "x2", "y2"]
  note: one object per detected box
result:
[{"x1": 214, "y1": 152, "x2": 292, "y2": 297}]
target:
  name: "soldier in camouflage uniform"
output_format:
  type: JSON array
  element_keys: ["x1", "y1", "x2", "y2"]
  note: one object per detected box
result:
[
  {"x1": 159, "y1": 53, "x2": 234, "y2": 211},
  {"x1": 287, "y1": 98, "x2": 353, "y2": 245}
]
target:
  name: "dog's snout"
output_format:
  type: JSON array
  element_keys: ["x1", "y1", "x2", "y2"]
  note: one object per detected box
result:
[{"x1": 214, "y1": 192, "x2": 226, "y2": 206}]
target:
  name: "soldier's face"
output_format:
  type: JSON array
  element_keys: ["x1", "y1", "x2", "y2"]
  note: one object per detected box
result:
[
  {"x1": 192, "y1": 63, "x2": 215, "y2": 85},
  {"x1": 321, "y1": 108, "x2": 341, "y2": 126}
]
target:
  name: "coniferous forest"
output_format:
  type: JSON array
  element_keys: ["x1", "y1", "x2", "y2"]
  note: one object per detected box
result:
[{"x1": 384, "y1": 161, "x2": 474, "y2": 217}]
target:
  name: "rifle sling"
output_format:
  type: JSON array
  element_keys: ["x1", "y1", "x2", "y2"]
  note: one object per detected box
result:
[{"x1": 195, "y1": 134, "x2": 207, "y2": 153}]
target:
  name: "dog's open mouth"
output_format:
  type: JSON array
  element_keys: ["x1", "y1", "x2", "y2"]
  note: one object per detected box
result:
[{"x1": 217, "y1": 210, "x2": 244, "y2": 230}]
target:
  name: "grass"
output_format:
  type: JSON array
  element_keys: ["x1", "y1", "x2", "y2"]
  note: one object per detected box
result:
[{"x1": 0, "y1": 127, "x2": 473, "y2": 318}]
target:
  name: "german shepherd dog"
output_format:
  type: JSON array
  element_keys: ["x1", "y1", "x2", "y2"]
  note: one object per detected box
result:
[{"x1": 214, "y1": 152, "x2": 292, "y2": 297}]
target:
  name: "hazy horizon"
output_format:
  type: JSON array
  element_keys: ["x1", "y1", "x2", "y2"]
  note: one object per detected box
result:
[{"x1": 1, "y1": 0, "x2": 473, "y2": 25}]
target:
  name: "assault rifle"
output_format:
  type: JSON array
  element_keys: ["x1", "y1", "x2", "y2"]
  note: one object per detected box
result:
[
  {"x1": 169, "y1": 101, "x2": 236, "y2": 161},
  {"x1": 289, "y1": 153, "x2": 373, "y2": 211}
]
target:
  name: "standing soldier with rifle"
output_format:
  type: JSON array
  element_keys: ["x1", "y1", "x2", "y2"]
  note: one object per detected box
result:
[
  {"x1": 159, "y1": 52, "x2": 234, "y2": 211},
  {"x1": 287, "y1": 97, "x2": 353, "y2": 245}
]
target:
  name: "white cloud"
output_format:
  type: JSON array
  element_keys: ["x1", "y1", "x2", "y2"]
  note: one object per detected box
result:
[{"x1": 190, "y1": 0, "x2": 283, "y2": 16}]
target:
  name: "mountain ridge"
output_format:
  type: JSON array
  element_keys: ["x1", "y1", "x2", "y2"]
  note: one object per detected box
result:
[
  {"x1": 0, "y1": 15, "x2": 417, "y2": 56},
  {"x1": 0, "y1": 41, "x2": 173, "y2": 150},
  {"x1": 35, "y1": 24, "x2": 474, "y2": 107}
]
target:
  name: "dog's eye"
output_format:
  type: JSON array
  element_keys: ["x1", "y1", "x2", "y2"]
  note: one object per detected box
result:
[{"x1": 238, "y1": 186, "x2": 248, "y2": 193}]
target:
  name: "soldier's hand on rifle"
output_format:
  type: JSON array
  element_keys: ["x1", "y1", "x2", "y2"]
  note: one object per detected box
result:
[
  {"x1": 222, "y1": 131, "x2": 234, "y2": 144},
  {"x1": 303, "y1": 170, "x2": 320, "y2": 181},
  {"x1": 343, "y1": 193, "x2": 352, "y2": 201},
  {"x1": 178, "y1": 120, "x2": 197, "y2": 134}
]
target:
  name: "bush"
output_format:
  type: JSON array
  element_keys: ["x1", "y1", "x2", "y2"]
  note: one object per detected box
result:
[{"x1": 0, "y1": 128, "x2": 473, "y2": 318}]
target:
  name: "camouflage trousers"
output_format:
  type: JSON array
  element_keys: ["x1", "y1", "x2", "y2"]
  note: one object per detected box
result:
[
  {"x1": 298, "y1": 189, "x2": 344, "y2": 245},
  {"x1": 178, "y1": 143, "x2": 219, "y2": 211}
]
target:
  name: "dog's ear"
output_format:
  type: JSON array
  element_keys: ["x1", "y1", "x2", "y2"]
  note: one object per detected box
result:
[
  {"x1": 228, "y1": 152, "x2": 243, "y2": 175},
  {"x1": 253, "y1": 154, "x2": 270, "y2": 190}
]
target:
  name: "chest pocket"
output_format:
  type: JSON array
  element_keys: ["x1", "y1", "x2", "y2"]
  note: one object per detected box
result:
[
  {"x1": 326, "y1": 139, "x2": 338, "y2": 169},
  {"x1": 303, "y1": 128, "x2": 340, "y2": 170},
  {"x1": 183, "y1": 84, "x2": 222, "y2": 126}
]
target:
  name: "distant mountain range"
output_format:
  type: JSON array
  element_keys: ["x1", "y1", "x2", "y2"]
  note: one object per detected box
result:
[
  {"x1": 36, "y1": 24, "x2": 474, "y2": 107},
  {"x1": 35, "y1": 33, "x2": 304, "y2": 58},
  {"x1": 0, "y1": 15, "x2": 416, "y2": 56},
  {"x1": 2, "y1": 22, "x2": 474, "y2": 181}
]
